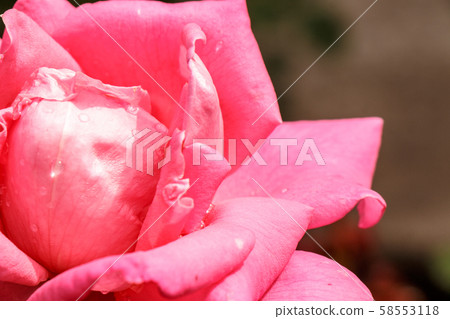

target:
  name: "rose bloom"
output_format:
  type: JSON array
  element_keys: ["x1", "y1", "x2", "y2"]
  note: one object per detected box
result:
[{"x1": 0, "y1": 0, "x2": 386, "y2": 301}]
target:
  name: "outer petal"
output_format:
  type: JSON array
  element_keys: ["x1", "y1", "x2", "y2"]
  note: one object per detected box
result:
[
  {"x1": 262, "y1": 251, "x2": 373, "y2": 301},
  {"x1": 203, "y1": 197, "x2": 312, "y2": 300},
  {"x1": 28, "y1": 222, "x2": 255, "y2": 301},
  {"x1": 15, "y1": 0, "x2": 281, "y2": 164},
  {"x1": 215, "y1": 118, "x2": 386, "y2": 228},
  {"x1": 0, "y1": 10, "x2": 81, "y2": 108},
  {"x1": 0, "y1": 281, "x2": 39, "y2": 301},
  {"x1": 13, "y1": 0, "x2": 74, "y2": 35},
  {"x1": 119, "y1": 197, "x2": 312, "y2": 301},
  {"x1": 0, "y1": 232, "x2": 48, "y2": 286},
  {"x1": 0, "y1": 107, "x2": 49, "y2": 287}
]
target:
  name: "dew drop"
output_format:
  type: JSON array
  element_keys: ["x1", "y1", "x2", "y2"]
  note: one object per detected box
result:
[
  {"x1": 155, "y1": 123, "x2": 166, "y2": 132},
  {"x1": 215, "y1": 40, "x2": 223, "y2": 53},
  {"x1": 5, "y1": 200, "x2": 10, "y2": 207},
  {"x1": 206, "y1": 203, "x2": 215, "y2": 215},
  {"x1": 199, "y1": 221, "x2": 205, "y2": 229},
  {"x1": 281, "y1": 188, "x2": 288, "y2": 194},
  {"x1": 50, "y1": 160, "x2": 64, "y2": 178},
  {"x1": 42, "y1": 105, "x2": 55, "y2": 114},
  {"x1": 21, "y1": 98, "x2": 31, "y2": 106},
  {"x1": 13, "y1": 98, "x2": 31, "y2": 119},
  {"x1": 127, "y1": 105, "x2": 139, "y2": 115},
  {"x1": 78, "y1": 113, "x2": 90, "y2": 123}
]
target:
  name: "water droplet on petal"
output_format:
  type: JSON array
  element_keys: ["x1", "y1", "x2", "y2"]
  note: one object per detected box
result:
[
  {"x1": 78, "y1": 113, "x2": 90, "y2": 123},
  {"x1": 13, "y1": 98, "x2": 32, "y2": 119},
  {"x1": 50, "y1": 160, "x2": 64, "y2": 178},
  {"x1": 199, "y1": 221, "x2": 205, "y2": 229},
  {"x1": 281, "y1": 188, "x2": 288, "y2": 194},
  {"x1": 30, "y1": 224, "x2": 38, "y2": 233},
  {"x1": 43, "y1": 105, "x2": 55, "y2": 114},
  {"x1": 5, "y1": 201, "x2": 10, "y2": 207},
  {"x1": 127, "y1": 105, "x2": 139, "y2": 115},
  {"x1": 206, "y1": 203, "x2": 215, "y2": 214},
  {"x1": 215, "y1": 40, "x2": 223, "y2": 53},
  {"x1": 156, "y1": 123, "x2": 166, "y2": 132}
]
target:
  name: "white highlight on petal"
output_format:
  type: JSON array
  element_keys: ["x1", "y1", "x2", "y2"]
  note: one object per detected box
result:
[{"x1": 235, "y1": 238, "x2": 244, "y2": 250}]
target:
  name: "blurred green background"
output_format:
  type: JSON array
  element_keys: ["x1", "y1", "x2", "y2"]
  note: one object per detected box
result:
[{"x1": 1, "y1": 0, "x2": 450, "y2": 300}]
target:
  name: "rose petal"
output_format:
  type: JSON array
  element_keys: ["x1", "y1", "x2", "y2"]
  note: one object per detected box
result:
[
  {"x1": 181, "y1": 143, "x2": 231, "y2": 234},
  {"x1": 121, "y1": 197, "x2": 312, "y2": 301},
  {"x1": 262, "y1": 251, "x2": 373, "y2": 301},
  {"x1": 1, "y1": 67, "x2": 165, "y2": 273},
  {"x1": 0, "y1": 107, "x2": 14, "y2": 154},
  {"x1": 0, "y1": 281, "x2": 39, "y2": 301},
  {"x1": 16, "y1": 0, "x2": 281, "y2": 164},
  {"x1": 215, "y1": 118, "x2": 386, "y2": 228},
  {"x1": 203, "y1": 197, "x2": 312, "y2": 300},
  {"x1": 0, "y1": 232, "x2": 48, "y2": 286},
  {"x1": 13, "y1": 0, "x2": 74, "y2": 35},
  {"x1": 171, "y1": 23, "x2": 223, "y2": 145},
  {"x1": 27, "y1": 222, "x2": 255, "y2": 301},
  {"x1": 0, "y1": 107, "x2": 49, "y2": 287},
  {"x1": 135, "y1": 131, "x2": 194, "y2": 250},
  {"x1": 0, "y1": 9, "x2": 81, "y2": 108}
]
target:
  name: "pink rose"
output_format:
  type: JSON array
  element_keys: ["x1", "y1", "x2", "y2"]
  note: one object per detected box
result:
[{"x1": 0, "y1": 0, "x2": 386, "y2": 301}]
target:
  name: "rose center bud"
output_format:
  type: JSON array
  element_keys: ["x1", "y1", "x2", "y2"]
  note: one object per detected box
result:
[{"x1": 1, "y1": 68, "x2": 167, "y2": 273}]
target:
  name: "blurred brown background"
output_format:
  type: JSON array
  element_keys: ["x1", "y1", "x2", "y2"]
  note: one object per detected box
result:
[
  {"x1": 247, "y1": 0, "x2": 450, "y2": 300},
  {"x1": 1, "y1": 0, "x2": 449, "y2": 300}
]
